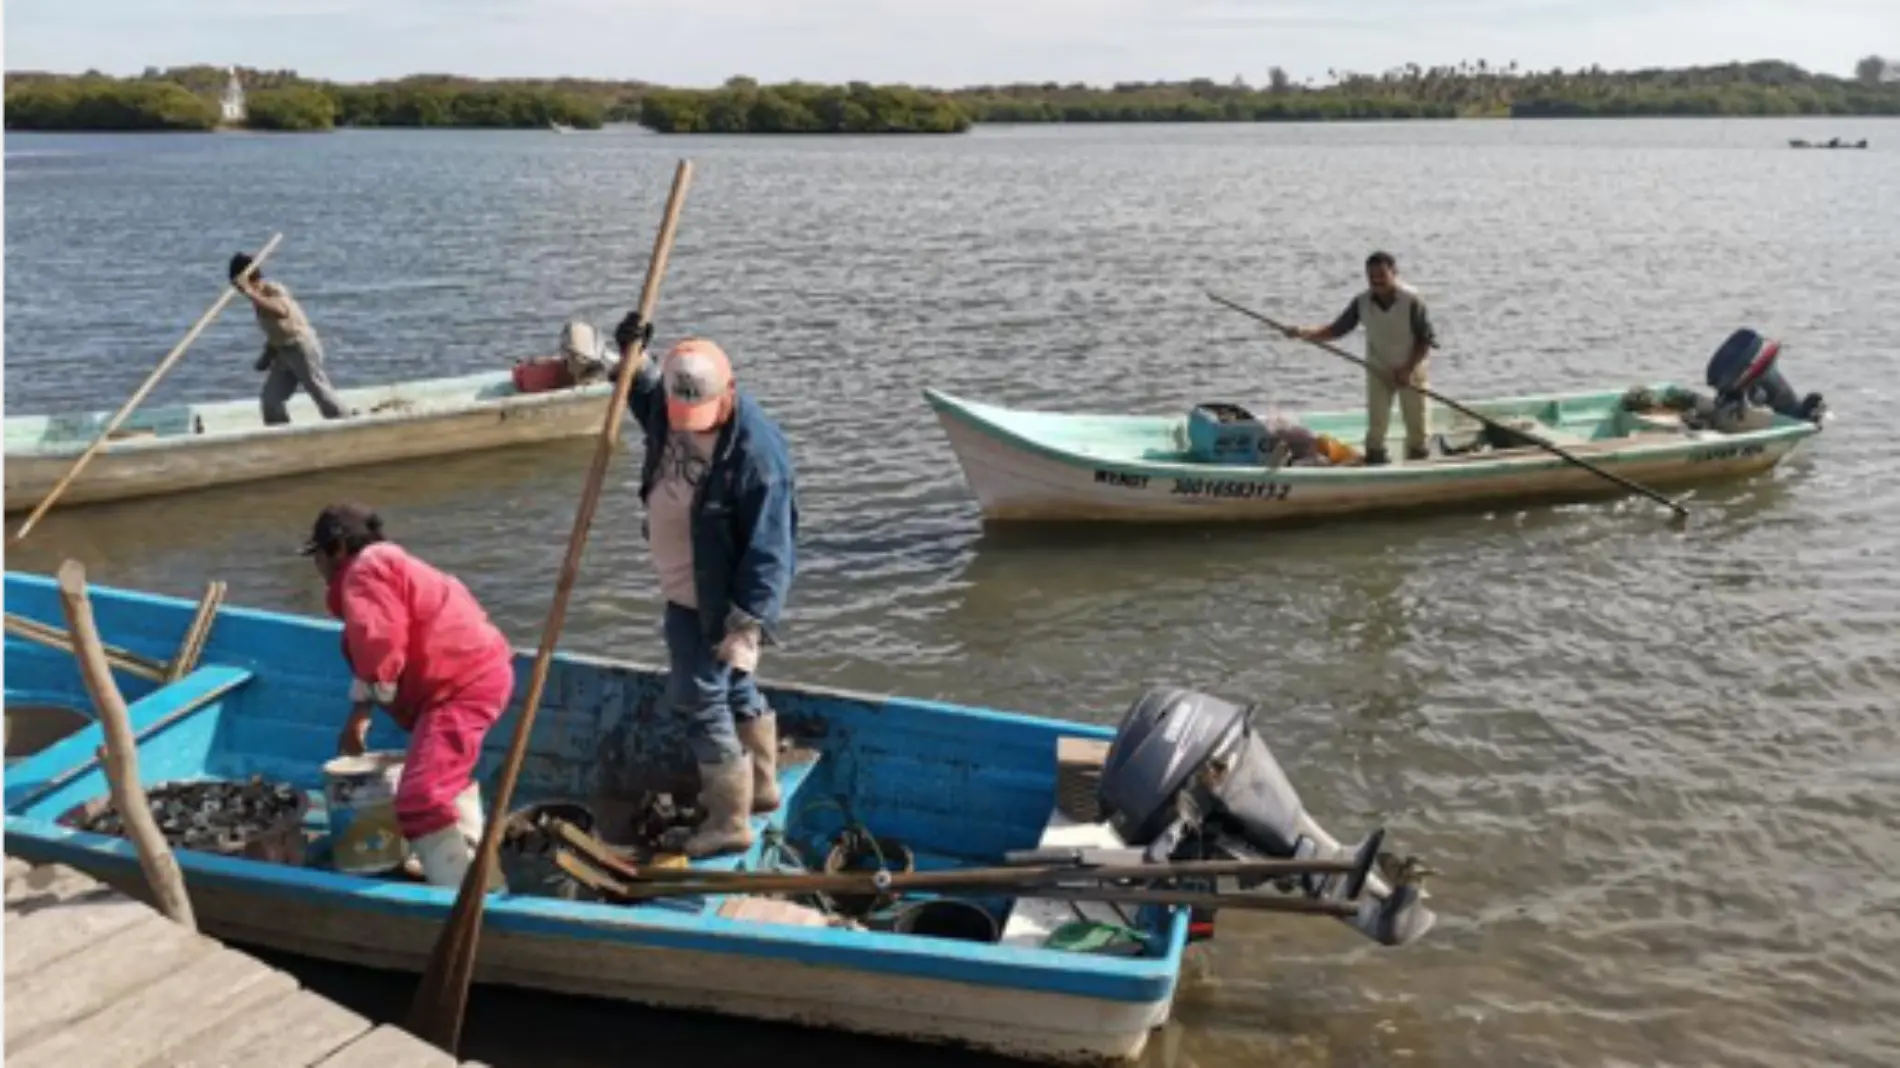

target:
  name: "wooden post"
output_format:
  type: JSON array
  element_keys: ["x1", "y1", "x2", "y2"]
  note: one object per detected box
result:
[{"x1": 56, "y1": 560, "x2": 196, "y2": 930}]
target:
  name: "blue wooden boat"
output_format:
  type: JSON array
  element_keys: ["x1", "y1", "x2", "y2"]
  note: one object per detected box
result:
[{"x1": 3, "y1": 571, "x2": 1434, "y2": 1064}]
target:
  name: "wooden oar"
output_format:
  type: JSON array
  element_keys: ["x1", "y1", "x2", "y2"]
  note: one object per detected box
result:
[
  {"x1": 5, "y1": 612, "x2": 171, "y2": 682},
  {"x1": 551, "y1": 849, "x2": 1363, "y2": 918},
  {"x1": 1206, "y1": 290, "x2": 1691, "y2": 523},
  {"x1": 404, "y1": 159, "x2": 696, "y2": 1055},
  {"x1": 11, "y1": 233, "x2": 286, "y2": 543},
  {"x1": 544, "y1": 816, "x2": 1357, "y2": 889}
]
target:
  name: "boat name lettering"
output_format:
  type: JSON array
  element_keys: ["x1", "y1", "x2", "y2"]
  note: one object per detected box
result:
[
  {"x1": 1169, "y1": 477, "x2": 1290, "y2": 500},
  {"x1": 1093, "y1": 469, "x2": 1151, "y2": 490},
  {"x1": 1690, "y1": 442, "x2": 1767, "y2": 462}
]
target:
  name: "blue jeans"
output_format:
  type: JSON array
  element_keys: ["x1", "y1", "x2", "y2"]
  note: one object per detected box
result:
[{"x1": 663, "y1": 602, "x2": 764, "y2": 766}]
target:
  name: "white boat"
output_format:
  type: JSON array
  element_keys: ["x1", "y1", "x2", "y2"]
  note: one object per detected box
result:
[
  {"x1": 923, "y1": 376, "x2": 1826, "y2": 526},
  {"x1": 4, "y1": 368, "x2": 614, "y2": 514}
]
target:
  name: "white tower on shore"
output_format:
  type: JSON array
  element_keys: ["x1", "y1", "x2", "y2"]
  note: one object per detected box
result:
[{"x1": 220, "y1": 67, "x2": 247, "y2": 124}]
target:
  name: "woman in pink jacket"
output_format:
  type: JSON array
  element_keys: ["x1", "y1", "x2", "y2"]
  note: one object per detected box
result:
[{"x1": 303, "y1": 503, "x2": 517, "y2": 888}]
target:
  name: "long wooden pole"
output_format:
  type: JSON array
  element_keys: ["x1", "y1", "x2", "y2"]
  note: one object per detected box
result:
[
  {"x1": 56, "y1": 560, "x2": 197, "y2": 930},
  {"x1": 1206, "y1": 290, "x2": 1691, "y2": 523},
  {"x1": 11, "y1": 233, "x2": 285, "y2": 543},
  {"x1": 4, "y1": 612, "x2": 171, "y2": 682},
  {"x1": 404, "y1": 160, "x2": 696, "y2": 1053}
]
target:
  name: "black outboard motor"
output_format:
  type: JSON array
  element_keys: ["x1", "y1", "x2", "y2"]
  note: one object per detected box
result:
[
  {"x1": 1706, "y1": 329, "x2": 1826, "y2": 425},
  {"x1": 1098, "y1": 687, "x2": 1436, "y2": 947}
]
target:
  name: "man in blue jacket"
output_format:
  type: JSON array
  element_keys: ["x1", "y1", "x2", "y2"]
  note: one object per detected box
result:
[{"x1": 614, "y1": 312, "x2": 798, "y2": 857}]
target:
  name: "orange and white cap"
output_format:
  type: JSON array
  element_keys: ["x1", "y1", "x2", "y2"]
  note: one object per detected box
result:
[{"x1": 662, "y1": 339, "x2": 734, "y2": 432}]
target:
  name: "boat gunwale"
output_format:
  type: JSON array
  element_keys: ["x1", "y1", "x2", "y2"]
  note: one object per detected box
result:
[
  {"x1": 6, "y1": 370, "x2": 616, "y2": 461},
  {"x1": 1, "y1": 571, "x2": 1183, "y2": 1004},
  {"x1": 921, "y1": 385, "x2": 1824, "y2": 484}
]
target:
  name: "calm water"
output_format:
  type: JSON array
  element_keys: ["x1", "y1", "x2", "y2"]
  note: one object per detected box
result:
[{"x1": 6, "y1": 118, "x2": 1900, "y2": 1068}]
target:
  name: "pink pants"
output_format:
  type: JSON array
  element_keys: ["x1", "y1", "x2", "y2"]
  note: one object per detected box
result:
[{"x1": 393, "y1": 658, "x2": 516, "y2": 840}]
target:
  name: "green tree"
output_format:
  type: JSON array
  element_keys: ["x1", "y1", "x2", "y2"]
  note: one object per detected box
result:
[{"x1": 244, "y1": 86, "x2": 336, "y2": 131}]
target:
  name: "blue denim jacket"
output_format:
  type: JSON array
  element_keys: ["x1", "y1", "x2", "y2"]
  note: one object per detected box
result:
[{"x1": 628, "y1": 355, "x2": 799, "y2": 646}]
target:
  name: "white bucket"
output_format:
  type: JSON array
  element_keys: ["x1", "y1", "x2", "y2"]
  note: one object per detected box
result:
[{"x1": 323, "y1": 750, "x2": 410, "y2": 875}]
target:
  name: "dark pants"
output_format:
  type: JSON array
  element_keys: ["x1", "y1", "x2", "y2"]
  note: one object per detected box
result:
[
  {"x1": 260, "y1": 336, "x2": 348, "y2": 425},
  {"x1": 663, "y1": 602, "x2": 764, "y2": 766}
]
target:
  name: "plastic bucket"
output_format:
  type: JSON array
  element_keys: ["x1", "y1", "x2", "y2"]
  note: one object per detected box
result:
[{"x1": 323, "y1": 751, "x2": 409, "y2": 875}]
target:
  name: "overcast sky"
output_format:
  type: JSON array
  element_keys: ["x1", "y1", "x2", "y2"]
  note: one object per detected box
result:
[{"x1": 5, "y1": 0, "x2": 1894, "y2": 86}]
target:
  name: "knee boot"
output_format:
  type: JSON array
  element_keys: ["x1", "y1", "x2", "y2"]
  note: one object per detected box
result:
[
  {"x1": 672, "y1": 757, "x2": 755, "y2": 858},
  {"x1": 411, "y1": 825, "x2": 475, "y2": 888},
  {"x1": 737, "y1": 713, "x2": 781, "y2": 814},
  {"x1": 405, "y1": 783, "x2": 505, "y2": 891}
]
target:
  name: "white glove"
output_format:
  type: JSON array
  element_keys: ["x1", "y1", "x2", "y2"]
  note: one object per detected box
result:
[{"x1": 349, "y1": 677, "x2": 397, "y2": 706}]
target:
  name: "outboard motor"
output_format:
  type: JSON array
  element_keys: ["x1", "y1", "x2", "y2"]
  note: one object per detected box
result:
[
  {"x1": 1706, "y1": 328, "x2": 1825, "y2": 425},
  {"x1": 1098, "y1": 687, "x2": 1436, "y2": 947}
]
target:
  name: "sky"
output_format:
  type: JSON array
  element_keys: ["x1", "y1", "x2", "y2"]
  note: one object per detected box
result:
[{"x1": 3, "y1": 0, "x2": 1895, "y2": 87}]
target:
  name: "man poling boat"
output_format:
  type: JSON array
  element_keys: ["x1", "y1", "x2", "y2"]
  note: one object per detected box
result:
[
  {"x1": 229, "y1": 250, "x2": 353, "y2": 426},
  {"x1": 612, "y1": 311, "x2": 800, "y2": 859},
  {"x1": 304, "y1": 503, "x2": 514, "y2": 888},
  {"x1": 1280, "y1": 250, "x2": 1438, "y2": 465}
]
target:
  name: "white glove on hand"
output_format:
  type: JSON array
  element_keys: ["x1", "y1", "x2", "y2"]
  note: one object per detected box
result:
[{"x1": 348, "y1": 677, "x2": 397, "y2": 706}]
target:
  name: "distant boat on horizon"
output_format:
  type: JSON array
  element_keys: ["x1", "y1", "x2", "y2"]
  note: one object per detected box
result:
[
  {"x1": 1788, "y1": 137, "x2": 1868, "y2": 149},
  {"x1": 549, "y1": 120, "x2": 575, "y2": 134}
]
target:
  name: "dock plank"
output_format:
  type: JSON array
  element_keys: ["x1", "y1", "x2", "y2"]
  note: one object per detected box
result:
[
  {"x1": 5, "y1": 911, "x2": 214, "y2": 1055},
  {"x1": 9, "y1": 946, "x2": 296, "y2": 1068},
  {"x1": 309, "y1": 1024, "x2": 461, "y2": 1068},
  {"x1": 3, "y1": 856, "x2": 486, "y2": 1068},
  {"x1": 5, "y1": 887, "x2": 150, "y2": 979},
  {"x1": 143, "y1": 988, "x2": 369, "y2": 1068},
  {"x1": 5, "y1": 861, "x2": 111, "y2": 908}
]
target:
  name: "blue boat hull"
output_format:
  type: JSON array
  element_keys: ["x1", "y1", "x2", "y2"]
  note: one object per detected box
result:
[{"x1": 3, "y1": 571, "x2": 1186, "y2": 1064}]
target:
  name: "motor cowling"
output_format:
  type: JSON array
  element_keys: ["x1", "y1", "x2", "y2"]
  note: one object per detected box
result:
[
  {"x1": 1097, "y1": 687, "x2": 1436, "y2": 948},
  {"x1": 1706, "y1": 329, "x2": 1826, "y2": 424}
]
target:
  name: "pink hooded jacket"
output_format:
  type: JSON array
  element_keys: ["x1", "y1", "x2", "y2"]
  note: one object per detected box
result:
[{"x1": 325, "y1": 542, "x2": 513, "y2": 730}]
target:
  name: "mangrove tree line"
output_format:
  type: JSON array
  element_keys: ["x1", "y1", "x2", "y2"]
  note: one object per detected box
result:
[{"x1": 5, "y1": 57, "x2": 1896, "y2": 133}]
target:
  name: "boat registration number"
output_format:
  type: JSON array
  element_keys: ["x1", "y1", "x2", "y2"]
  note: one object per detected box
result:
[
  {"x1": 1689, "y1": 442, "x2": 1767, "y2": 462},
  {"x1": 1169, "y1": 477, "x2": 1291, "y2": 500}
]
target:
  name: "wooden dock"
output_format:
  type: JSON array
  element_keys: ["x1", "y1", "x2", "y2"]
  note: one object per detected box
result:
[{"x1": 4, "y1": 855, "x2": 491, "y2": 1068}]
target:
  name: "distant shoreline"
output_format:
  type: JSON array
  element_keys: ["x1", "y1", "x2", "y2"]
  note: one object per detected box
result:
[{"x1": 5, "y1": 58, "x2": 1897, "y2": 134}]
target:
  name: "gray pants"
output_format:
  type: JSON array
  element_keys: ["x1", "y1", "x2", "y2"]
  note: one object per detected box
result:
[{"x1": 260, "y1": 336, "x2": 348, "y2": 425}]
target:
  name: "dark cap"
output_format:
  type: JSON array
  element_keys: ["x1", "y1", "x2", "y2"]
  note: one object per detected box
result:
[{"x1": 299, "y1": 503, "x2": 383, "y2": 556}]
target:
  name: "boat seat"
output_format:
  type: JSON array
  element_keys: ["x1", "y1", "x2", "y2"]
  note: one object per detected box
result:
[
  {"x1": 4, "y1": 665, "x2": 257, "y2": 814},
  {"x1": 996, "y1": 807, "x2": 1130, "y2": 950}
]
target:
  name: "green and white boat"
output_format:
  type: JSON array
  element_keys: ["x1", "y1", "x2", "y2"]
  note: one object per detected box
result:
[
  {"x1": 4, "y1": 361, "x2": 612, "y2": 516},
  {"x1": 924, "y1": 331, "x2": 1828, "y2": 525}
]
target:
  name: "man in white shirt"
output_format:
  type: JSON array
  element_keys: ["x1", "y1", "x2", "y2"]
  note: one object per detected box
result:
[{"x1": 1286, "y1": 251, "x2": 1438, "y2": 464}]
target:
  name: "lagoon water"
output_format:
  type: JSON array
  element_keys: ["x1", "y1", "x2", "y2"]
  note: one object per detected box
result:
[{"x1": 6, "y1": 116, "x2": 1900, "y2": 1067}]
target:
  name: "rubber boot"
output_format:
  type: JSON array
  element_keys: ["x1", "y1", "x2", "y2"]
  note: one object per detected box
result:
[
  {"x1": 737, "y1": 713, "x2": 781, "y2": 814},
  {"x1": 675, "y1": 758, "x2": 755, "y2": 858},
  {"x1": 411, "y1": 825, "x2": 474, "y2": 888},
  {"x1": 404, "y1": 783, "x2": 505, "y2": 891},
  {"x1": 1363, "y1": 447, "x2": 1390, "y2": 466},
  {"x1": 1405, "y1": 444, "x2": 1431, "y2": 462}
]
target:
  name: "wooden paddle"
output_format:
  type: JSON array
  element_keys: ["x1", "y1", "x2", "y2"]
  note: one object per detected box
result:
[
  {"x1": 551, "y1": 850, "x2": 1365, "y2": 918},
  {"x1": 11, "y1": 233, "x2": 286, "y2": 544},
  {"x1": 1206, "y1": 290, "x2": 1691, "y2": 523},
  {"x1": 403, "y1": 159, "x2": 696, "y2": 1054}
]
